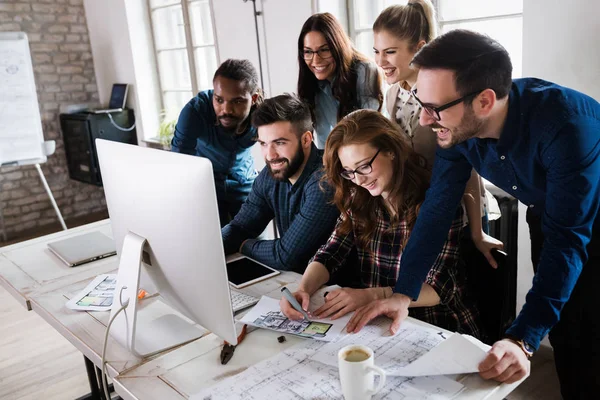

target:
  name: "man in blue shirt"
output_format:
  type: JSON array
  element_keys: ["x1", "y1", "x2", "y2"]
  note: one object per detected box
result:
[
  {"x1": 222, "y1": 94, "x2": 339, "y2": 272},
  {"x1": 346, "y1": 30, "x2": 600, "y2": 398},
  {"x1": 171, "y1": 59, "x2": 262, "y2": 226}
]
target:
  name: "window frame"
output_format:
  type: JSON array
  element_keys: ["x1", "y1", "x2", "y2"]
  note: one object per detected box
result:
[
  {"x1": 340, "y1": 0, "x2": 522, "y2": 61},
  {"x1": 435, "y1": 0, "x2": 522, "y2": 31},
  {"x1": 147, "y1": 0, "x2": 221, "y2": 111}
]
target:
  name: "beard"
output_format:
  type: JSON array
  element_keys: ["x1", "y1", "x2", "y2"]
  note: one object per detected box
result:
[
  {"x1": 266, "y1": 141, "x2": 305, "y2": 181},
  {"x1": 434, "y1": 105, "x2": 484, "y2": 149}
]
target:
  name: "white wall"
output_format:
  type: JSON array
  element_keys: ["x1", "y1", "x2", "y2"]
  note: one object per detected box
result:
[
  {"x1": 261, "y1": 0, "x2": 313, "y2": 96},
  {"x1": 84, "y1": 0, "x2": 133, "y2": 107},
  {"x1": 212, "y1": 0, "x2": 313, "y2": 97},
  {"x1": 516, "y1": 0, "x2": 600, "y2": 345},
  {"x1": 523, "y1": 0, "x2": 600, "y2": 100},
  {"x1": 84, "y1": 0, "x2": 159, "y2": 143}
]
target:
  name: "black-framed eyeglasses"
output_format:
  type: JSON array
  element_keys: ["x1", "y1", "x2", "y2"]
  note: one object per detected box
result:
[
  {"x1": 410, "y1": 88, "x2": 485, "y2": 121},
  {"x1": 302, "y1": 48, "x2": 333, "y2": 61},
  {"x1": 339, "y1": 149, "x2": 381, "y2": 180}
]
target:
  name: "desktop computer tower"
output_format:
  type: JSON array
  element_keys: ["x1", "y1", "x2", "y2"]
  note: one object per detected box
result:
[{"x1": 60, "y1": 110, "x2": 137, "y2": 186}]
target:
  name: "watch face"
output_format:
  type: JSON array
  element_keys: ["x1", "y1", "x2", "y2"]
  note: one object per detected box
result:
[{"x1": 523, "y1": 341, "x2": 534, "y2": 354}]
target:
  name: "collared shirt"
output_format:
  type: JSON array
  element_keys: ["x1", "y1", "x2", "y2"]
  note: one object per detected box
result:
[
  {"x1": 171, "y1": 90, "x2": 257, "y2": 188},
  {"x1": 221, "y1": 145, "x2": 340, "y2": 272},
  {"x1": 391, "y1": 84, "x2": 438, "y2": 169},
  {"x1": 312, "y1": 206, "x2": 481, "y2": 337},
  {"x1": 313, "y1": 60, "x2": 381, "y2": 149},
  {"x1": 395, "y1": 78, "x2": 600, "y2": 350}
]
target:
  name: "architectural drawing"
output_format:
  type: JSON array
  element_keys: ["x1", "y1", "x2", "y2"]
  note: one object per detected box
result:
[{"x1": 191, "y1": 318, "x2": 465, "y2": 400}]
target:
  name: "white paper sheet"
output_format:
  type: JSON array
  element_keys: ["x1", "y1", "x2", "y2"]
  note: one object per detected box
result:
[
  {"x1": 191, "y1": 319, "x2": 465, "y2": 400},
  {"x1": 0, "y1": 33, "x2": 46, "y2": 165},
  {"x1": 387, "y1": 333, "x2": 489, "y2": 376},
  {"x1": 240, "y1": 292, "x2": 351, "y2": 342},
  {"x1": 311, "y1": 318, "x2": 489, "y2": 377}
]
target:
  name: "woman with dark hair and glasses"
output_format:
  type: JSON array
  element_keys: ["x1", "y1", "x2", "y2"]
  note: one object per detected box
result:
[
  {"x1": 298, "y1": 13, "x2": 383, "y2": 149},
  {"x1": 280, "y1": 110, "x2": 481, "y2": 338},
  {"x1": 373, "y1": 1, "x2": 503, "y2": 267}
]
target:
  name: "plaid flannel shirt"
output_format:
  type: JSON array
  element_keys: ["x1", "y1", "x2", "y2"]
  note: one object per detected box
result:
[
  {"x1": 312, "y1": 206, "x2": 481, "y2": 337},
  {"x1": 222, "y1": 145, "x2": 340, "y2": 272}
]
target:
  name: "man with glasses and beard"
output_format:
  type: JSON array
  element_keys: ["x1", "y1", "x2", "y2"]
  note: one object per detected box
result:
[
  {"x1": 345, "y1": 30, "x2": 600, "y2": 399},
  {"x1": 222, "y1": 94, "x2": 340, "y2": 273},
  {"x1": 171, "y1": 59, "x2": 262, "y2": 227}
]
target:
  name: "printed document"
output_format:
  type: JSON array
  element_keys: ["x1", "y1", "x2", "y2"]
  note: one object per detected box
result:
[{"x1": 240, "y1": 285, "x2": 351, "y2": 342}]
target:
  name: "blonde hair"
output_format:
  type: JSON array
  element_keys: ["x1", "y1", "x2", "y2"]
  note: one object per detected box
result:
[{"x1": 373, "y1": 0, "x2": 437, "y2": 51}]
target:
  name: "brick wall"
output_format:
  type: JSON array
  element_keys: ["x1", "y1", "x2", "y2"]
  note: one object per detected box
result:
[{"x1": 0, "y1": 0, "x2": 106, "y2": 241}]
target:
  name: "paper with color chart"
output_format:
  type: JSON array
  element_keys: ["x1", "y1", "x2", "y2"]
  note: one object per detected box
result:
[
  {"x1": 240, "y1": 285, "x2": 351, "y2": 342},
  {"x1": 66, "y1": 274, "x2": 116, "y2": 311}
]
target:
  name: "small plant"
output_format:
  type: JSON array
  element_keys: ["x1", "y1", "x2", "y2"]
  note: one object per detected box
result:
[{"x1": 157, "y1": 110, "x2": 179, "y2": 147}]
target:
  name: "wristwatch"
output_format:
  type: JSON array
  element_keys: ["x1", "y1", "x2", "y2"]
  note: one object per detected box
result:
[{"x1": 504, "y1": 336, "x2": 534, "y2": 358}]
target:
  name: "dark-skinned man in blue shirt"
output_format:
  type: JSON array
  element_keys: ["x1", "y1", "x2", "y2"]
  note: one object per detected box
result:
[
  {"x1": 222, "y1": 94, "x2": 340, "y2": 273},
  {"x1": 346, "y1": 30, "x2": 600, "y2": 399},
  {"x1": 171, "y1": 59, "x2": 262, "y2": 227}
]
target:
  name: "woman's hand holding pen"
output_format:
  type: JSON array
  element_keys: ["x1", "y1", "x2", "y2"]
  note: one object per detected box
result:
[
  {"x1": 314, "y1": 288, "x2": 378, "y2": 320},
  {"x1": 280, "y1": 289, "x2": 311, "y2": 320}
]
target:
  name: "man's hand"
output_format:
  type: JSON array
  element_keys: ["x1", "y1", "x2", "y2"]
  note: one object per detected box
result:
[
  {"x1": 280, "y1": 289, "x2": 310, "y2": 320},
  {"x1": 472, "y1": 231, "x2": 504, "y2": 269},
  {"x1": 478, "y1": 339, "x2": 530, "y2": 383},
  {"x1": 314, "y1": 288, "x2": 377, "y2": 320},
  {"x1": 346, "y1": 293, "x2": 411, "y2": 334}
]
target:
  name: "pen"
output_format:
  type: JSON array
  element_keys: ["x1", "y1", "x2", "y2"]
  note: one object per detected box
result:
[{"x1": 281, "y1": 287, "x2": 310, "y2": 320}]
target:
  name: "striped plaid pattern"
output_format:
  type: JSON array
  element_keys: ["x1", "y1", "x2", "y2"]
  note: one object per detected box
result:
[{"x1": 312, "y1": 206, "x2": 481, "y2": 338}]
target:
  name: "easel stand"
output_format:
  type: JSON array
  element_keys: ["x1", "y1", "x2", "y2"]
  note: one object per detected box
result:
[{"x1": 0, "y1": 140, "x2": 66, "y2": 242}]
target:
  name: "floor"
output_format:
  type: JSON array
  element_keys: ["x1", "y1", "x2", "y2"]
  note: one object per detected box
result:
[
  {"x1": 0, "y1": 213, "x2": 562, "y2": 400},
  {"x1": 0, "y1": 284, "x2": 90, "y2": 400}
]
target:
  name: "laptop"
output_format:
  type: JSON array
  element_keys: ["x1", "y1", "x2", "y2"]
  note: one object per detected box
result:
[
  {"x1": 91, "y1": 83, "x2": 129, "y2": 114},
  {"x1": 48, "y1": 231, "x2": 117, "y2": 267}
]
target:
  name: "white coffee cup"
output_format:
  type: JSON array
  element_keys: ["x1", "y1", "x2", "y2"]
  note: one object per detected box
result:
[{"x1": 338, "y1": 344, "x2": 386, "y2": 400}]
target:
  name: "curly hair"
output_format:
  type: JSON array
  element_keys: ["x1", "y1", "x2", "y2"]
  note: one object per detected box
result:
[{"x1": 323, "y1": 110, "x2": 430, "y2": 248}]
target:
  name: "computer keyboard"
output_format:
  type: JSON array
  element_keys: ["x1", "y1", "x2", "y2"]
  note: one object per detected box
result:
[{"x1": 231, "y1": 290, "x2": 259, "y2": 313}]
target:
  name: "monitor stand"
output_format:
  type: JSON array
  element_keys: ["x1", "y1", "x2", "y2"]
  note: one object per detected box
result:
[{"x1": 109, "y1": 231, "x2": 206, "y2": 358}]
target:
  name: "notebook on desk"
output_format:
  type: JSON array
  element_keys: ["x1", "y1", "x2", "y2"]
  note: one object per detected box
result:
[
  {"x1": 48, "y1": 231, "x2": 117, "y2": 267},
  {"x1": 90, "y1": 83, "x2": 129, "y2": 114}
]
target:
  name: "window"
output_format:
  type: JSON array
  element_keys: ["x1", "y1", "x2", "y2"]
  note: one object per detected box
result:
[
  {"x1": 438, "y1": 0, "x2": 522, "y2": 78},
  {"x1": 316, "y1": 1, "x2": 407, "y2": 56},
  {"x1": 317, "y1": 0, "x2": 523, "y2": 78},
  {"x1": 148, "y1": 0, "x2": 219, "y2": 113}
]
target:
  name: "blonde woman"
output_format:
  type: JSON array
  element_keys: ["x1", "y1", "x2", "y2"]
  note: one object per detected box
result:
[{"x1": 373, "y1": 1, "x2": 503, "y2": 265}]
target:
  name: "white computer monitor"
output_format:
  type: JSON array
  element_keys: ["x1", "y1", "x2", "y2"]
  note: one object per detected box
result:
[{"x1": 96, "y1": 139, "x2": 238, "y2": 357}]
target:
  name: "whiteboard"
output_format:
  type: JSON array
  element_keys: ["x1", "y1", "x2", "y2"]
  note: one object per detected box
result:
[{"x1": 0, "y1": 32, "x2": 47, "y2": 166}]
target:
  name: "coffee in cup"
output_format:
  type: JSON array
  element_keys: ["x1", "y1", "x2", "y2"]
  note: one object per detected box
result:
[{"x1": 338, "y1": 345, "x2": 386, "y2": 400}]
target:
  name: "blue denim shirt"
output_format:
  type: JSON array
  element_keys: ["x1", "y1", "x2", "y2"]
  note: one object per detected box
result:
[
  {"x1": 221, "y1": 145, "x2": 340, "y2": 272},
  {"x1": 313, "y1": 60, "x2": 381, "y2": 148},
  {"x1": 171, "y1": 90, "x2": 257, "y2": 188},
  {"x1": 394, "y1": 78, "x2": 600, "y2": 350}
]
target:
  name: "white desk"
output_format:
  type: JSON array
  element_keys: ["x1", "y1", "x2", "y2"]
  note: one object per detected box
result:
[
  {"x1": 0, "y1": 219, "x2": 116, "y2": 310},
  {"x1": 1, "y1": 222, "x2": 527, "y2": 399}
]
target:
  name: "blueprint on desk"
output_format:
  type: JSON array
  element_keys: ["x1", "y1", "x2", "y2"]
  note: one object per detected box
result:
[{"x1": 191, "y1": 318, "x2": 470, "y2": 399}]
